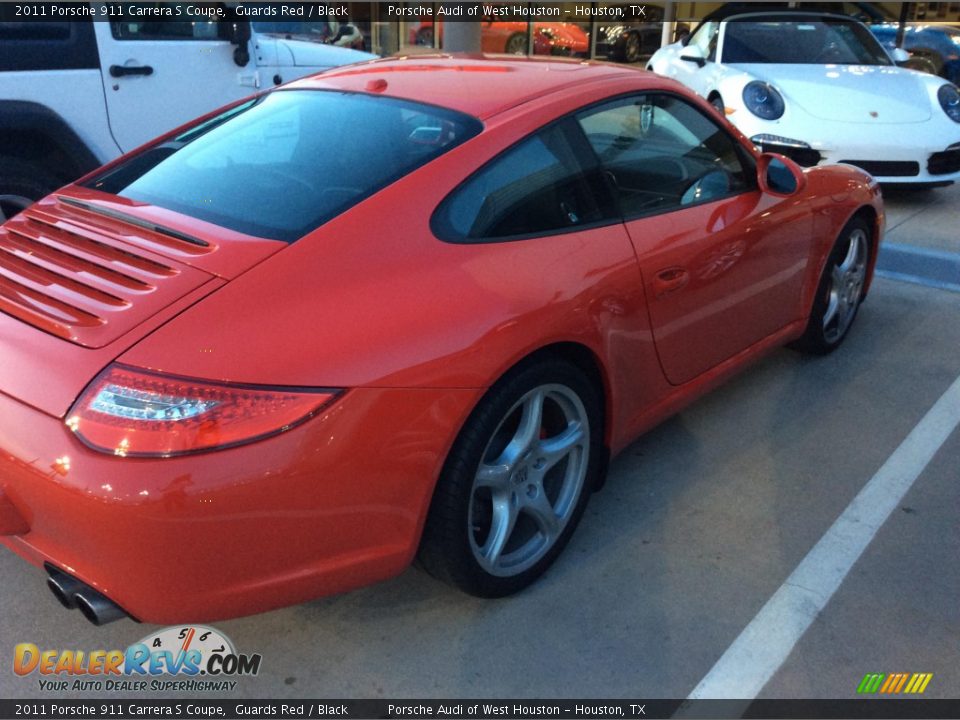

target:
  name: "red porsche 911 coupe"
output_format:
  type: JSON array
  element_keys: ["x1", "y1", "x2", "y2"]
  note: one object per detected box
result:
[{"x1": 0, "y1": 56, "x2": 883, "y2": 625}]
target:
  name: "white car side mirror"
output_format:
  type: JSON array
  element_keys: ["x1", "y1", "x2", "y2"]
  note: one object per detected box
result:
[
  {"x1": 680, "y1": 44, "x2": 707, "y2": 68},
  {"x1": 889, "y1": 47, "x2": 910, "y2": 63}
]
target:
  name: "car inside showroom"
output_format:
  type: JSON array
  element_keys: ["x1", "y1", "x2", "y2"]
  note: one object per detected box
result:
[{"x1": 0, "y1": 3, "x2": 957, "y2": 720}]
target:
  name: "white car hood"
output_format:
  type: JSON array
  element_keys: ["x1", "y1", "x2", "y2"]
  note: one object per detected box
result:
[
  {"x1": 731, "y1": 63, "x2": 932, "y2": 124},
  {"x1": 276, "y1": 38, "x2": 376, "y2": 67}
]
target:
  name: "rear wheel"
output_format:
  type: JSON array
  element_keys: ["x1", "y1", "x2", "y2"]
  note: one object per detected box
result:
[
  {"x1": 901, "y1": 53, "x2": 939, "y2": 76},
  {"x1": 909, "y1": 49, "x2": 944, "y2": 76},
  {"x1": 0, "y1": 155, "x2": 58, "y2": 221},
  {"x1": 793, "y1": 217, "x2": 871, "y2": 355},
  {"x1": 418, "y1": 358, "x2": 603, "y2": 597}
]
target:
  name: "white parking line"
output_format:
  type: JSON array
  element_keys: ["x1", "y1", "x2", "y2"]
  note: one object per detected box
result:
[{"x1": 688, "y1": 372, "x2": 960, "y2": 700}]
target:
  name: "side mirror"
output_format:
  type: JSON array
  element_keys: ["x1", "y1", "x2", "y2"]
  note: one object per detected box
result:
[
  {"x1": 889, "y1": 47, "x2": 910, "y2": 63},
  {"x1": 757, "y1": 153, "x2": 805, "y2": 196},
  {"x1": 228, "y1": 21, "x2": 252, "y2": 67},
  {"x1": 680, "y1": 44, "x2": 706, "y2": 67}
]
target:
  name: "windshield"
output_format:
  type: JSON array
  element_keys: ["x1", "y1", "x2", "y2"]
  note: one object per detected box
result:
[
  {"x1": 722, "y1": 19, "x2": 893, "y2": 65},
  {"x1": 83, "y1": 90, "x2": 481, "y2": 242}
]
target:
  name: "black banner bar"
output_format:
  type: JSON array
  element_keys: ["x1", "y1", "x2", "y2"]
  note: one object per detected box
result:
[
  {"x1": 0, "y1": 2, "x2": 921, "y2": 24},
  {"x1": 2, "y1": 699, "x2": 960, "y2": 720}
]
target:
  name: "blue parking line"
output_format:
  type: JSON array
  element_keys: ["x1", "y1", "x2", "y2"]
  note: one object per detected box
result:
[{"x1": 875, "y1": 242, "x2": 960, "y2": 293}]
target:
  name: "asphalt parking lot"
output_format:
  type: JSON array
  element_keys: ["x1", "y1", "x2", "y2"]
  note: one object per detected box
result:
[{"x1": 1, "y1": 184, "x2": 958, "y2": 702}]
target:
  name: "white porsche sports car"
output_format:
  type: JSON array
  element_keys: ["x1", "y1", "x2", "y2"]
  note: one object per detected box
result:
[{"x1": 647, "y1": 9, "x2": 960, "y2": 185}]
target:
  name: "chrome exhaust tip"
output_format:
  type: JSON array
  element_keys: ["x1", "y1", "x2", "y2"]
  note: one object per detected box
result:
[
  {"x1": 44, "y1": 563, "x2": 131, "y2": 625},
  {"x1": 46, "y1": 568, "x2": 83, "y2": 610},
  {"x1": 75, "y1": 589, "x2": 128, "y2": 626}
]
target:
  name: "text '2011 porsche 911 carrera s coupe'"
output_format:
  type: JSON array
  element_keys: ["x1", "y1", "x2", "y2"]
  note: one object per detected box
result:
[{"x1": 0, "y1": 55, "x2": 883, "y2": 625}]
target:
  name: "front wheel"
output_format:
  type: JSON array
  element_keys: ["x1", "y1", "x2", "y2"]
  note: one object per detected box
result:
[
  {"x1": 415, "y1": 27, "x2": 434, "y2": 47},
  {"x1": 504, "y1": 33, "x2": 527, "y2": 55},
  {"x1": 418, "y1": 358, "x2": 603, "y2": 597},
  {"x1": 793, "y1": 217, "x2": 871, "y2": 355},
  {"x1": 622, "y1": 32, "x2": 641, "y2": 63}
]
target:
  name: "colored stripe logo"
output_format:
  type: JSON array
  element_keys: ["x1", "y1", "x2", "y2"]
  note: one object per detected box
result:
[{"x1": 857, "y1": 672, "x2": 933, "y2": 694}]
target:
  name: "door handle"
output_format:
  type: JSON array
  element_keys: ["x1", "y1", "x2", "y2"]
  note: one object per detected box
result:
[
  {"x1": 653, "y1": 267, "x2": 690, "y2": 298},
  {"x1": 109, "y1": 64, "x2": 154, "y2": 78}
]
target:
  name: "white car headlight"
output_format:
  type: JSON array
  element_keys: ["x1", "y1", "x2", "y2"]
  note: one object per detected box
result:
[
  {"x1": 742, "y1": 81, "x2": 785, "y2": 120},
  {"x1": 938, "y1": 84, "x2": 960, "y2": 123}
]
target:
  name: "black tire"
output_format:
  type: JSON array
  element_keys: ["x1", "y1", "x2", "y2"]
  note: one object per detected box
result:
[
  {"x1": 901, "y1": 54, "x2": 939, "y2": 76},
  {"x1": 910, "y1": 49, "x2": 944, "y2": 76},
  {"x1": 0, "y1": 155, "x2": 59, "y2": 221},
  {"x1": 415, "y1": 27, "x2": 434, "y2": 47},
  {"x1": 709, "y1": 94, "x2": 725, "y2": 115},
  {"x1": 418, "y1": 357, "x2": 604, "y2": 597},
  {"x1": 792, "y1": 216, "x2": 872, "y2": 355},
  {"x1": 504, "y1": 33, "x2": 527, "y2": 55}
]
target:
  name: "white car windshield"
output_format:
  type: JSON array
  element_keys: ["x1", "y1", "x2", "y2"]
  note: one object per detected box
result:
[
  {"x1": 722, "y1": 19, "x2": 893, "y2": 65},
  {"x1": 253, "y1": 22, "x2": 341, "y2": 42}
]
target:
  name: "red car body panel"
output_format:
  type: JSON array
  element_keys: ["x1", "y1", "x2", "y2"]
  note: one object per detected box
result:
[
  {"x1": 0, "y1": 57, "x2": 884, "y2": 622},
  {"x1": 0, "y1": 189, "x2": 282, "y2": 415},
  {"x1": 302, "y1": 56, "x2": 623, "y2": 120},
  {"x1": 0, "y1": 385, "x2": 481, "y2": 623}
]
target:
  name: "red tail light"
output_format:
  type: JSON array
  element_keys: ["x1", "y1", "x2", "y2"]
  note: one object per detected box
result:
[{"x1": 66, "y1": 364, "x2": 340, "y2": 457}]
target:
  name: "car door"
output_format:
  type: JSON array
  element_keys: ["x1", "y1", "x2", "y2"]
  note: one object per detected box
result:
[
  {"x1": 576, "y1": 93, "x2": 812, "y2": 386},
  {"x1": 93, "y1": 7, "x2": 246, "y2": 153}
]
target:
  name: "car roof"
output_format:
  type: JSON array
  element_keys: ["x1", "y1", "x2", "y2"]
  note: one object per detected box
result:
[{"x1": 283, "y1": 54, "x2": 640, "y2": 120}]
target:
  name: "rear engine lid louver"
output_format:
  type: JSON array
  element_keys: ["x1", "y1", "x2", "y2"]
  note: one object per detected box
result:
[{"x1": 0, "y1": 198, "x2": 212, "y2": 348}]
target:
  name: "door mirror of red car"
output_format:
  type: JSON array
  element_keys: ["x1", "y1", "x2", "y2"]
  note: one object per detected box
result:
[{"x1": 757, "y1": 153, "x2": 805, "y2": 197}]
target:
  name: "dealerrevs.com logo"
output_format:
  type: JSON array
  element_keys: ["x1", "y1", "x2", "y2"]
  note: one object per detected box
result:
[{"x1": 14, "y1": 626, "x2": 262, "y2": 692}]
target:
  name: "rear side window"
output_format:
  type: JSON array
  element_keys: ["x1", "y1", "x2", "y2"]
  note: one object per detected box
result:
[
  {"x1": 110, "y1": 3, "x2": 228, "y2": 39},
  {"x1": 433, "y1": 120, "x2": 618, "y2": 242},
  {"x1": 0, "y1": 10, "x2": 98, "y2": 71},
  {"x1": 84, "y1": 91, "x2": 481, "y2": 242}
]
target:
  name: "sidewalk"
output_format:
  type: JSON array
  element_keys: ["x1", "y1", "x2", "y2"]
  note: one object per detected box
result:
[{"x1": 876, "y1": 183, "x2": 960, "y2": 292}]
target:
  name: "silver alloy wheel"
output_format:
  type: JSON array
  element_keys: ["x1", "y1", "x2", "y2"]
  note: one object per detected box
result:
[
  {"x1": 468, "y1": 384, "x2": 589, "y2": 577},
  {"x1": 624, "y1": 33, "x2": 641, "y2": 63},
  {"x1": 505, "y1": 34, "x2": 528, "y2": 55},
  {"x1": 823, "y1": 227, "x2": 868, "y2": 344}
]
